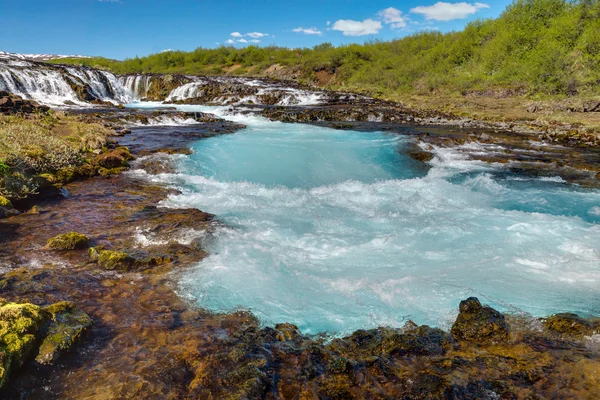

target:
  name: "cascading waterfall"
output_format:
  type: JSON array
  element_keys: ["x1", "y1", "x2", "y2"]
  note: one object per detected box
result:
[
  {"x1": 0, "y1": 58, "x2": 134, "y2": 105},
  {"x1": 0, "y1": 66, "x2": 85, "y2": 105},
  {"x1": 119, "y1": 75, "x2": 153, "y2": 101},
  {"x1": 165, "y1": 81, "x2": 206, "y2": 102},
  {"x1": 1, "y1": 57, "x2": 336, "y2": 108}
]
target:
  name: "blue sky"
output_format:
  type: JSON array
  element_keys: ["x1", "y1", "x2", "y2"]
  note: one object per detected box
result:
[{"x1": 1, "y1": 1, "x2": 512, "y2": 59}]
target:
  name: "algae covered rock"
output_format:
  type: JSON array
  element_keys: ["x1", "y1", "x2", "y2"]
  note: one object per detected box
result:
[
  {"x1": 543, "y1": 313, "x2": 600, "y2": 338},
  {"x1": 0, "y1": 196, "x2": 13, "y2": 209},
  {"x1": 94, "y1": 248, "x2": 136, "y2": 271},
  {"x1": 0, "y1": 195, "x2": 16, "y2": 219},
  {"x1": 451, "y1": 297, "x2": 509, "y2": 343},
  {"x1": 0, "y1": 300, "x2": 92, "y2": 387},
  {"x1": 36, "y1": 301, "x2": 93, "y2": 365},
  {"x1": 0, "y1": 302, "x2": 46, "y2": 388},
  {"x1": 93, "y1": 147, "x2": 134, "y2": 170},
  {"x1": 46, "y1": 232, "x2": 90, "y2": 250}
]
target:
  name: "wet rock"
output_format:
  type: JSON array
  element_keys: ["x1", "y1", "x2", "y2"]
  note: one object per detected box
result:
[
  {"x1": 543, "y1": 313, "x2": 600, "y2": 338},
  {"x1": 451, "y1": 297, "x2": 509, "y2": 343},
  {"x1": 36, "y1": 301, "x2": 92, "y2": 365},
  {"x1": 0, "y1": 92, "x2": 50, "y2": 115},
  {"x1": 0, "y1": 301, "x2": 46, "y2": 388},
  {"x1": 45, "y1": 232, "x2": 90, "y2": 250},
  {"x1": 382, "y1": 325, "x2": 452, "y2": 356},
  {"x1": 93, "y1": 147, "x2": 133, "y2": 169},
  {"x1": 0, "y1": 299, "x2": 91, "y2": 388},
  {"x1": 94, "y1": 249, "x2": 136, "y2": 272}
]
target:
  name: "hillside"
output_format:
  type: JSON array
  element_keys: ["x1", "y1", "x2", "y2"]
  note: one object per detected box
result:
[{"x1": 53, "y1": 0, "x2": 600, "y2": 97}]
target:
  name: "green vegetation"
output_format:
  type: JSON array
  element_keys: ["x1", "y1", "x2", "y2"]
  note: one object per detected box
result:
[
  {"x1": 45, "y1": 232, "x2": 90, "y2": 251},
  {"x1": 0, "y1": 114, "x2": 112, "y2": 200},
  {"x1": 0, "y1": 301, "x2": 46, "y2": 388},
  {"x1": 54, "y1": 0, "x2": 600, "y2": 97}
]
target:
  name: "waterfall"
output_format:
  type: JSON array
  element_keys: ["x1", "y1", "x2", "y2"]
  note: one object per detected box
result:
[
  {"x1": 165, "y1": 81, "x2": 205, "y2": 102},
  {"x1": 118, "y1": 75, "x2": 153, "y2": 101},
  {"x1": 0, "y1": 58, "x2": 134, "y2": 106}
]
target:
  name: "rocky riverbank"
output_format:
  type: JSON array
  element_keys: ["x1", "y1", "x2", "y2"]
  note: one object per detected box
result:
[{"x1": 0, "y1": 104, "x2": 598, "y2": 398}]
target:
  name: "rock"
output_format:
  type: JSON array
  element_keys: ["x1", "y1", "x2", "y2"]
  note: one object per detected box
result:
[
  {"x1": 26, "y1": 206, "x2": 49, "y2": 215},
  {"x1": 451, "y1": 297, "x2": 509, "y2": 343},
  {"x1": 45, "y1": 232, "x2": 90, "y2": 250},
  {"x1": 0, "y1": 196, "x2": 13, "y2": 209},
  {"x1": 543, "y1": 313, "x2": 600, "y2": 338},
  {"x1": 0, "y1": 300, "x2": 92, "y2": 387},
  {"x1": 93, "y1": 147, "x2": 134, "y2": 169},
  {"x1": 0, "y1": 302, "x2": 46, "y2": 388},
  {"x1": 95, "y1": 249, "x2": 136, "y2": 271},
  {"x1": 36, "y1": 302, "x2": 92, "y2": 365}
]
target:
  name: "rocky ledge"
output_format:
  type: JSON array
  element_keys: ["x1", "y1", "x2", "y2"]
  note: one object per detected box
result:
[{"x1": 0, "y1": 91, "x2": 50, "y2": 114}]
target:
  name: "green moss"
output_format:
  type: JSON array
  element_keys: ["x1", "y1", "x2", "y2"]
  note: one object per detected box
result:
[
  {"x1": 98, "y1": 167, "x2": 126, "y2": 177},
  {"x1": 0, "y1": 302, "x2": 47, "y2": 388},
  {"x1": 97, "y1": 250, "x2": 135, "y2": 271},
  {"x1": 36, "y1": 302, "x2": 92, "y2": 365},
  {"x1": 37, "y1": 173, "x2": 59, "y2": 185},
  {"x1": 0, "y1": 196, "x2": 12, "y2": 209},
  {"x1": 56, "y1": 167, "x2": 77, "y2": 184},
  {"x1": 46, "y1": 232, "x2": 90, "y2": 251}
]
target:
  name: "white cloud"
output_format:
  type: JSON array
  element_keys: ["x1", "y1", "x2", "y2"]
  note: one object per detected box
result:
[
  {"x1": 378, "y1": 7, "x2": 407, "y2": 29},
  {"x1": 225, "y1": 39, "x2": 235, "y2": 44},
  {"x1": 410, "y1": 2, "x2": 489, "y2": 21},
  {"x1": 246, "y1": 32, "x2": 269, "y2": 38},
  {"x1": 161, "y1": 49, "x2": 174, "y2": 53},
  {"x1": 231, "y1": 32, "x2": 243, "y2": 38},
  {"x1": 238, "y1": 39, "x2": 248, "y2": 43},
  {"x1": 249, "y1": 39, "x2": 261, "y2": 43},
  {"x1": 332, "y1": 19, "x2": 382, "y2": 36},
  {"x1": 292, "y1": 27, "x2": 323, "y2": 35}
]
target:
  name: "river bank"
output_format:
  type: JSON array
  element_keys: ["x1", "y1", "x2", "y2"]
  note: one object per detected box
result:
[{"x1": 1, "y1": 109, "x2": 599, "y2": 398}]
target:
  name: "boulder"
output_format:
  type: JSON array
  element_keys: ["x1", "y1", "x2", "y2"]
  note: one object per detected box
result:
[
  {"x1": 0, "y1": 302, "x2": 46, "y2": 388},
  {"x1": 36, "y1": 302, "x2": 93, "y2": 365},
  {"x1": 45, "y1": 232, "x2": 90, "y2": 250},
  {"x1": 451, "y1": 297, "x2": 509, "y2": 343},
  {"x1": 0, "y1": 300, "x2": 91, "y2": 388}
]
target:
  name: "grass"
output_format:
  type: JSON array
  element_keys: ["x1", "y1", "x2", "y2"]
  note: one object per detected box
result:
[{"x1": 0, "y1": 113, "x2": 112, "y2": 199}]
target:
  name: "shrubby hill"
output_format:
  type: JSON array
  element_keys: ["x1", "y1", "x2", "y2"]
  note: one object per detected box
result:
[{"x1": 55, "y1": 0, "x2": 600, "y2": 98}]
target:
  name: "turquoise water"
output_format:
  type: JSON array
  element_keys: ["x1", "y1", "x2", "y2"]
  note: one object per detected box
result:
[{"x1": 132, "y1": 104, "x2": 600, "y2": 335}]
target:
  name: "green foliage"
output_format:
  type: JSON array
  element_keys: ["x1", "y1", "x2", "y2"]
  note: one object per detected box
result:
[{"x1": 53, "y1": 0, "x2": 600, "y2": 97}]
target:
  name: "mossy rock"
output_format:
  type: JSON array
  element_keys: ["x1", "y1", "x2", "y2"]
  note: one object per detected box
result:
[
  {"x1": 0, "y1": 196, "x2": 13, "y2": 209},
  {"x1": 0, "y1": 302, "x2": 46, "y2": 388},
  {"x1": 46, "y1": 232, "x2": 90, "y2": 251},
  {"x1": 95, "y1": 249, "x2": 136, "y2": 271},
  {"x1": 543, "y1": 313, "x2": 600, "y2": 338},
  {"x1": 56, "y1": 167, "x2": 77, "y2": 184},
  {"x1": 451, "y1": 297, "x2": 509, "y2": 343},
  {"x1": 36, "y1": 302, "x2": 92, "y2": 365},
  {"x1": 98, "y1": 167, "x2": 126, "y2": 177}
]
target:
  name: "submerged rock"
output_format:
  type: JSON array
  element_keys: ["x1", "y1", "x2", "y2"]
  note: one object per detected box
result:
[
  {"x1": 451, "y1": 297, "x2": 509, "y2": 343},
  {"x1": 45, "y1": 232, "x2": 90, "y2": 250},
  {"x1": 543, "y1": 313, "x2": 600, "y2": 338},
  {"x1": 0, "y1": 299, "x2": 91, "y2": 388},
  {"x1": 36, "y1": 302, "x2": 93, "y2": 365}
]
